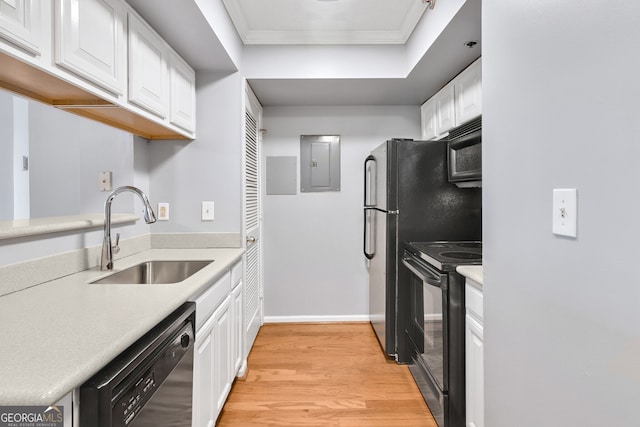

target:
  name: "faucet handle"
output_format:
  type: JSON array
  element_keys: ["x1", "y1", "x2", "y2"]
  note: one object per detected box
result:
[{"x1": 112, "y1": 233, "x2": 121, "y2": 254}]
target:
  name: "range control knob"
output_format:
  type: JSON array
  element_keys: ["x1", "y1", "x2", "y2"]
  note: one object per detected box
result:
[{"x1": 180, "y1": 333, "x2": 190, "y2": 348}]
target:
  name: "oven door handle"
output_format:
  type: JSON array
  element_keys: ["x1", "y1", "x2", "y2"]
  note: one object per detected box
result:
[{"x1": 402, "y1": 255, "x2": 446, "y2": 288}]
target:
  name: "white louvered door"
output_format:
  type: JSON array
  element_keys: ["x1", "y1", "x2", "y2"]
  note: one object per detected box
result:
[{"x1": 243, "y1": 85, "x2": 263, "y2": 355}]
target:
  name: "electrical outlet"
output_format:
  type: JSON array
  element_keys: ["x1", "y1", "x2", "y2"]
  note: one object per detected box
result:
[
  {"x1": 98, "y1": 171, "x2": 112, "y2": 191},
  {"x1": 552, "y1": 188, "x2": 577, "y2": 237},
  {"x1": 157, "y1": 203, "x2": 169, "y2": 221},
  {"x1": 202, "y1": 201, "x2": 215, "y2": 221}
]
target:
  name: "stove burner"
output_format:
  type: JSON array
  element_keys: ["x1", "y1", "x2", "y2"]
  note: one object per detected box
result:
[
  {"x1": 453, "y1": 242, "x2": 482, "y2": 249},
  {"x1": 440, "y1": 251, "x2": 482, "y2": 260},
  {"x1": 407, "y1": 241, "x2": 482, "y2": 271}
]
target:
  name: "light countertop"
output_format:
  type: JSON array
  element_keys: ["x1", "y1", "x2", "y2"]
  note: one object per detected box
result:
[
  {"x1": 0, "y1": 247, "x2": 243, "y2": 406},
  {"x1": 456, "y1": 265, "x2": 483, "y2": 286}
]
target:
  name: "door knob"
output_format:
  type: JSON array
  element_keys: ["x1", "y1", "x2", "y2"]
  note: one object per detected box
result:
[{"x1": 246, "y1": 236, "x2": 256, "y2": 244}]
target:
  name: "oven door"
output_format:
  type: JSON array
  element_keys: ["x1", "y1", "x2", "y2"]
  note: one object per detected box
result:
[{"x1": 402, "y1": 251, "x2": 449, "y2": 393}]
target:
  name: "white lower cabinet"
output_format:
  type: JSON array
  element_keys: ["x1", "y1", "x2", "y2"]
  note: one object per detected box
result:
[
  {"x1": 193, "y1": 314, "x2": 215, "y2": 427},
  {"x1": 231, "y1": 280, "x2": 243, "y2": 374},
  {"x1": 212, "y1": 296, "x2": 232, "y2": 417},
  {"x1": 53, "y1": 391, "x2": 74, "y2": 427},
  {"x1": 465, "y1": 278, "x2": 484, "y2": 427},
  {"x1": 192, "y1": 261, "x2": 245, "y2": 427}
]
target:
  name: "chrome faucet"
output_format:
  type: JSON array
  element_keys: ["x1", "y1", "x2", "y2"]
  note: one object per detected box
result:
[{"x1": 100, "y1": 186, "x2": 157, "y2": 271}]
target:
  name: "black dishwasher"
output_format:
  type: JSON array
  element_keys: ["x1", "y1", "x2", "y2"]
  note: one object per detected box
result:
[{"x1": 80, "y1": 302, "x2": 195, "y2": 427}]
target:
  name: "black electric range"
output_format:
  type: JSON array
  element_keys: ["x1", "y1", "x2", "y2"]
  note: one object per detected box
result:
[
  {"x1": 408, "y1": 241, "x2": 482, "y2": 272},
  {"x1": 401, "y1": 241, "x2": 482, "y2": 427}
]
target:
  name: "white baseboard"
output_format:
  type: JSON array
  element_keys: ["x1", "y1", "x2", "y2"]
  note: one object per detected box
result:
[{"x1": 264, "y1": 314, "x2": 370, "y2": 323}]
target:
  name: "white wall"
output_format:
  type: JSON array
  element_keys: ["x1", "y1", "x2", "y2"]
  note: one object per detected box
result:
[
  {"x1": 12, "y1": 97, "x2": 29, "y2": 219},
  {"x1": 0, "y1": 70, "x2": 244, "y2": 269},
  {"x1": 29, "y1": 101, "x2": 137, "y2": 218},
  {"x1": 243, "y1": 44, "x2": 406, "y2": 79},
  {"x1": 483, "y1": 1, "x2": 640, "y2": 425},
  {"x1": 148, "y1": 71, "x2": 243, "y2": 234},
  {"x1": 404, "y1": 0, "x2": 466, "y2": 70},
  {"x1": 262, "y1": 105, "x2": 420, "y2": 320},
  {"x1": 194, "y1": 0, "x2": 243, "y2": 69},
  {"x1": 0, "y1": 107, "x2": 151, "y2": 268},
  {"x1": 242, "y1": 0, "x2": 468, "y2": 81},
  {"x1": 0, "y1": 91, "x2": 13, "y2": 220}
]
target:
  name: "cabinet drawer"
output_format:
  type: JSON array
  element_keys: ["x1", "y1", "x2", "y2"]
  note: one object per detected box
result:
[
  {"x1": 192, "y1": 271, "x2": 231, "y2": 332},
  {"x1": 465, "y1": 279, "x2": 483, "y2": 322}
]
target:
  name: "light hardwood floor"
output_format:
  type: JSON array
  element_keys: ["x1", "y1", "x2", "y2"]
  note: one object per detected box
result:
[{"x1": 217, "y1": 322, "x2": 437, "y2": 426}]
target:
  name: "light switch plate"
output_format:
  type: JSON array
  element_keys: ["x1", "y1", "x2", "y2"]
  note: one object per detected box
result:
[
  {"x1": 553, "y1": 188, "x2": 577, "y2": 237},
  {"x1": 157, "y1": 203, "x2": 169, "y2": 221},
  {"x1": 202, "y1": 201, "x2": 214, "y2": 221}
]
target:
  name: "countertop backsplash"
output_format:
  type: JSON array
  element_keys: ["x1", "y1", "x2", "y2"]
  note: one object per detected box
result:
[{"x1": 0, "y1": 232, "x2": 241, "y2": 297}]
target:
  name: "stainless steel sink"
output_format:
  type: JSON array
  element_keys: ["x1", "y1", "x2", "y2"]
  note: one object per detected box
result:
[{"x1": 90, "y1": 260, "x2": 213, "y2": 284}]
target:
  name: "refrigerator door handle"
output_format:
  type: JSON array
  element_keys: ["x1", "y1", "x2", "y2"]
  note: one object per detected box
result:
[
  {"x1": 363, "y1": 207, "x2": 375, "y2": 260},
  {"x1": 364, "y1": 155, "x2": 376, "y2": 207}
]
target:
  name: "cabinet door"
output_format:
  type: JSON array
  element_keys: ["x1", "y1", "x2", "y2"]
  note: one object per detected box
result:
[
  {"x1": 55, "y1": 0, "x2": 125, "y2": 95},
  {"x1": 0, "y1": 0, "x2": 41, "y2": 55},
  {"x1": 455, "y1": 59, "x2": 482, "y2": 126},
  {"x1": 193, "y1": 317, "x2": 216, "y2": 427},
  {"x1": 420, "y1": 98, "x2": 437, "y2": 140},
  {"x1": 169, "y1": 50, "x2": 196, "y2": 132},
  {"x1": 465, "y1": 313, "x2": 484, "y2": 427},
  {"x1": 127, "y1": 12, "x2": 168, "y2": 118},
  {"x1": 231, "y1": 282, "x2": 243, "y2": 375},
  {"x1": 213, "y1": 296, "x2": 232, "y2": 421},
  {"x1": 434, "y1": 83, "x2": 455, "y2": 135}
]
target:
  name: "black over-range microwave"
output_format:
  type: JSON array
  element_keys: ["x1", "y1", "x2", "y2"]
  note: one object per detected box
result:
[{"x1": 447, "y1": 116, "x2": 481, "y2": 187}]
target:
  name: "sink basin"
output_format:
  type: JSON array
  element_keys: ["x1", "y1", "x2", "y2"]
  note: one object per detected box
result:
[{"x1": 91, "y1": 260, "x2": 213, "y2": 284}]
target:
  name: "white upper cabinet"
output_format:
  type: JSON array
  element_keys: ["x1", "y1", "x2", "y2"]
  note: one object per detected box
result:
[
  {"x1": 434, "y1": 82, "x2": 456, "y2": 135},
  {"x1": 454, "y1": 58, "x2": 482, "y2": 126},
  {"x1": 420, "y1": 82, "x2": 455, "y2": 140},
  {"x1": 54, "y1": 0, "x2": 126, "y2": 95},
  {"x1": 420, "y1": 58, "x2": 482, "y2": 140},
  {"x1": 420, "y1": 97, "x2": 437, "y2": 141},
  {"x1": 128, "y1": 11, "x2": 168, "y2": 118},
  {"x1": 169, "y1": 50, "x2": 196, "y2": 132},
  {"x1": 0, "y1": 0, "x2": 41, "y2": 56},
  {"x1": 128, "y1": 9, "x2": 195, "y2": 131}
]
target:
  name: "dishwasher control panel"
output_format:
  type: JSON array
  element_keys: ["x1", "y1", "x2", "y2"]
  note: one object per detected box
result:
[{"x1": 116, "y1": 370, "x2": 157, "y2": 425}]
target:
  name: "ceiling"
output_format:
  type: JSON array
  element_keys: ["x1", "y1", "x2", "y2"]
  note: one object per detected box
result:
[
  {"x1": 128, "y1": 0, "x2": 481, "y2": 106},
  {"x1": 248, "y1": 0, "x2": 481, "y2": 106},
  {"x1": 222, "y1": 0, "x2": 429, "y2": 45}
]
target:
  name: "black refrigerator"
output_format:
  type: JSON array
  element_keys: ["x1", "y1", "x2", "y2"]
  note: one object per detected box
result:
[{"x1": 363, "y1": 138, "x2": 481, "y2": 361}]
